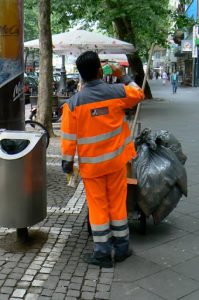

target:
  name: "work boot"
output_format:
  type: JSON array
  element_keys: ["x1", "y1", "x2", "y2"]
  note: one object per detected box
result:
[
  {"x1": 115, "y1": 248, "x2": 133, "y2": 262},
  {"x1": 82, "y1": 253, "x2": 113, "y2": 268}
]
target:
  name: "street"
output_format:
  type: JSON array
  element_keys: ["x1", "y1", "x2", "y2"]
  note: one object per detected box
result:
[{"x1": 111, "y1": 79, "x2": 199, "y2": 300}]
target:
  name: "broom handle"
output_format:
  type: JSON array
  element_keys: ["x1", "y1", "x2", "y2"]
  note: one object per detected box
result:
[{"x1": 130, "y1": 43, "x2": 155, "y2": 138}]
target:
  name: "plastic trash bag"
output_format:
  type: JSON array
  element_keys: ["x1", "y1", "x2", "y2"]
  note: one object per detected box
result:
[
  {"x1": 135, "y1": 128, "x2": 156, "y2": 150},
  {"x1": 133, "y1": 144, "x2": 182, "y2": 216},
  {"x1": 155, "y1": 130, "x2": 187, "y2": 165},
  {"x1": 152, "y1": 185, "x2": 182, "y2": 224},
  {"x1": 158, "y1": 146, "x2": 187, "y2": 196},
  {"x1": 133, "y1": 128, "x2": 187, "y2": 220},
  {"x1": 0, "y1": 139, "x2": 30, "y2": 155}
]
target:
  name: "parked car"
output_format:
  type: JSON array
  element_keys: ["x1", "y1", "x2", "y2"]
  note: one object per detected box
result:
[
  {"x1": 52, "y1": 72, "x2": 79, "y2": 94},
  {"x1": 66, "y1": 73, "x2": 79, "y2": 82},
  {"x1": 52, "y1": 73, "x2": 61, "y2": 93}
]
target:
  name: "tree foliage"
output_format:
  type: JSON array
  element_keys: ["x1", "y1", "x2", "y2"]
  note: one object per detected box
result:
[
  {"x1": 62, "y1": 0, "x2": 169, "y2": 57},
  {"x1": 24, "y1": 0, "x2": 195, "y2": 55},
  {"x1": 25, "y1": 0, "x2": 170, "y2": 57},
  {"x1": 169, "y1": 0, "x2": 195, "y2": 33},
  {"x1": 24, "y1": 0, "x2": 38, "y2": 41},
  {"x1": 54, "y1": 0, "x2": 169, "y2": 97},
  {"x1": 25, "y1": 0, "x2": 194, "y2": 103}
]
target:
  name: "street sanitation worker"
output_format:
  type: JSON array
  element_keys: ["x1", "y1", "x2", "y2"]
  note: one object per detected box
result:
[{"x1": 61, "y1": 51, "x2": 144, "y2": 268}]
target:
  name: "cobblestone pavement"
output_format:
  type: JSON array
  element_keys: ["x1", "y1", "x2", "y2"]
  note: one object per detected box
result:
[
  {"x1": 1, "y1": 81, "x2": 199, "y2": 300},
  {"x1": 0, "y1": 124, "x2": 114, "y2": 300}
]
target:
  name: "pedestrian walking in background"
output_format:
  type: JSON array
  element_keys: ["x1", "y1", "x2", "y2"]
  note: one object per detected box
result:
[
  {"x1": 61, "y1": 51, "x2": 144, "y2": 268},
  {"x1": 162, "y1": 71, "x2": 168, "y2": 85},
  {"x1": 171, "y1": 70, "x2": 178, "y2": 93},
  {"x1": 155, "y1": 71, "x2": 159, "y2": 80}
]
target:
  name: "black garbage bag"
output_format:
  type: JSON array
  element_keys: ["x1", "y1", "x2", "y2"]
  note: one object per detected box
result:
[
  {"x1": 158, "y1": 146, "x2": 187, "y2": 196},
  {"x1": 133, "y1": 128, "x2": 187, "y2": 217},
  {"x1": 135, "y1": 128, "x2": 156, "y2": 150},
  {"x1": 155, "y1": 130, "x2": 187, "y2": 165},
  {"x1": 0, "y1": 139, "x2": 30, "y2": 155},
  {"x1": 152, "y1": 185, "x2": 182, "y2": 224},
  {"x1": 133, "y1": 144, "x2": 178, "y2": 216}
]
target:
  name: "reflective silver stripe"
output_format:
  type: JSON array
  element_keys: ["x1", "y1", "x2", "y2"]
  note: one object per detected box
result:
[
  {"x1": 79, "y1": 135, "x2": 132, "y2": 164},
  {"x1": 62, "y1": 154, "x2": 74, "y2": 161},
  {"x1": 112, "y1": 228, "x2": 129, "y2": 237},
  {"x1": 61, "y1": 132, "x2": 77, "y2": 141},
  {"x1": 77, "y1": 126, "x2": 122, "y2": 145},
  {"x1": 93, "y1": 232, "x2": 112, "y2": 243},
  {"x1": 111, "y1": 219, "x2": 128, "y2": 226},
  {"x1": 91, "y1": 223, "x2": 110, "y2": 231},
  {"x1": 128, "y1": 81, "x2": 140, "y2": 88}
]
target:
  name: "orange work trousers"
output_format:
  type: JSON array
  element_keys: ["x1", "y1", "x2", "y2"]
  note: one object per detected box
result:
[{"x1": 83, "y1": 166, "x2": 127, "y2": 226}]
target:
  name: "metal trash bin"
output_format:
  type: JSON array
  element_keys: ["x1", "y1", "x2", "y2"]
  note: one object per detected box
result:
[{"x1": 0, "y1": 130, "x2": 47, "y2": 230}]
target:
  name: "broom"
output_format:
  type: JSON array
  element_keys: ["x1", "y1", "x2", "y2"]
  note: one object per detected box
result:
[{"x1": 127, "y1": 43, "x2": 155, "y2": 183}]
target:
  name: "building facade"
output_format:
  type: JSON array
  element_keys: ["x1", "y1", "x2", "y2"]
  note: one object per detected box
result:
[
  {"x1": 175, "y1": 0, "x2": 199, "y2": 86},
  {"x1": 149, "y1": 0, "x2": 199, "y2": 86}
]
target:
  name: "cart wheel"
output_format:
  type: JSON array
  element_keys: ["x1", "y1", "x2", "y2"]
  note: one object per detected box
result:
[{"x1": 138, "y1": 211, "x2": 146, "y2": 235}]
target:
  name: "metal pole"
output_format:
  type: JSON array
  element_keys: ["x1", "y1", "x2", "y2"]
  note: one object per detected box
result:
[
  {"x1": 0, "y1": 0, "x2": 25, "y2": 130},
  {"x1": 192, "y1": 57, "x2": 195, "y2": 87},
  {"x1": 197, "y1": 0, "x2": 199, "y2": 86},
  {"x1": 198, "y1": 0, "x2": 199, "y2": 22},
  {"x1": 57, "y1": 55, "x2": 67, "y2": 95},
  {"x1": 197, "y1": 47, "x2": 199, "y2": 86}
]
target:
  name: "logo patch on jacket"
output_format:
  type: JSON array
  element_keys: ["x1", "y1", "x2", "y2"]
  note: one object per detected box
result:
[{"x1": 90, "y1": 107, "x2": 109, "y2": 117}]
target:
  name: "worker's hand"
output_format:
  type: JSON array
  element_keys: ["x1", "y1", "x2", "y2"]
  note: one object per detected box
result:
[
  {"x1": 110, "y1": 64, "x2": 124, "y2": 78},
  {"x1": 62, "y1": 160, "x2": 73, "y2": 174}
]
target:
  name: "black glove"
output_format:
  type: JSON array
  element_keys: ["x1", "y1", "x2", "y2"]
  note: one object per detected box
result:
[{"x1": 62, "y1": 160, "x2": 73, "y2": 174}]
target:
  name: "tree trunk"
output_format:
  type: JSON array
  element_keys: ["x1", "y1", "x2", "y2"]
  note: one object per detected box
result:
[
  {"x1": 112, "y1": 17, "x2": 153, "y2": 99},
  {"x1": 37, "y1": 0, "x2": 54, "y2": 136},
  {"x1": 127, "y1": 53, "x2": 152, "y2": 99}
]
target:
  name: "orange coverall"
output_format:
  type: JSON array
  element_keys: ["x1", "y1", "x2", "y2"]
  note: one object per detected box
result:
[{"x1": 61, "y1": 79, "x2": 144, "y2": 257}]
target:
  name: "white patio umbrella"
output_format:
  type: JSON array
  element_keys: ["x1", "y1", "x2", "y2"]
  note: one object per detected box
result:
[
  {"x1": 24, "y1": 29, "x2": 134, "y2": 94},
  {"x1": 24, "y1": 29, "x2": 135, "y2": 55},
  {"x1": 99, "y1": 54, "x2": 128, "y2": 61},
  {"x1": 99, "y1": 54, "x2": 129, "y2": 66}
]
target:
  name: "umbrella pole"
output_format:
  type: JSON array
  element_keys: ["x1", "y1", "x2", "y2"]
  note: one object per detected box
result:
[{"x1": 58, "y1": 55, "x2": 67, "y2": 95}]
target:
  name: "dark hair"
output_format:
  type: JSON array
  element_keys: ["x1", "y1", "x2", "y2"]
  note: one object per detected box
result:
[{"x1": 76, "y1": 51, "x2": 101, "y2": 81}]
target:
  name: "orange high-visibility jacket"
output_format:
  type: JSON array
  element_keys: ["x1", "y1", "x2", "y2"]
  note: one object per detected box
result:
[{"x1": 61, "y1": 79, "x2": 144, "y2": 178}]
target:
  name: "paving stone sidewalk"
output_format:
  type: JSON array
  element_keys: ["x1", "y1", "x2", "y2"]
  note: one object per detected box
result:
[
  {"x1": 110, "y1": 80, "x2": 199, "y2": 300},
  {"x1": 1, "y1": 81, "x2": 199, "y2": 300},
  {"x1": 0, "y1": 125, "x2": 114, "y2": 300}
]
